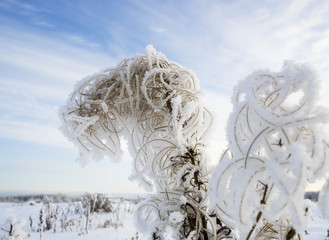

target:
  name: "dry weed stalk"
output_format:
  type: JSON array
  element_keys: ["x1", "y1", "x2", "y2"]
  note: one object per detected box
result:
[
  {"x1": 60, "y1": 46, "x2": 232, "y2": 239},
  {"x1": 210, "y1": 61, "x2": 329, "y2": 240}
]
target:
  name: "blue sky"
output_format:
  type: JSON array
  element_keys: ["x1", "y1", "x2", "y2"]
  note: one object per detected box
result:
[{"x1": 1, "y1": 0, "x2": 329, "y2": 194}]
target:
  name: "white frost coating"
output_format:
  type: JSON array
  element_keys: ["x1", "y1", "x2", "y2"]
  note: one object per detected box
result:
[
  {"x1": 1, "y1": 217, "x2": 26, "y2": 240},
  {"x1": 59, "y1": 45, "x2": 200, "y2": 166},
  {"x1": 210, "y1": 61, "x2": 329, "y2": 240},
  {"x1": 169, "y1": 211, "x2": 185, "y2": 224},
  {"x1": 187, "y1": 230, "x2": 197, "y2": 240},
  {"x1": 60, "y1": 45, "x2": 227, "y2": 239},
  {"x1": 180, "y1": 196, "x2": 187, "y2": 204}
]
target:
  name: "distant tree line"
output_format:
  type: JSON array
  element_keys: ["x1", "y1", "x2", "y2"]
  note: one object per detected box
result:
[
  {"x1": 0, "y1": 191, "x2": 320, "y2": 204},
  {"x1": 0, "y1": 194, "x2": 79, "y2": 203},
  {"x1": 304, "y1": 192, "x2": 319, "y2": 202}
]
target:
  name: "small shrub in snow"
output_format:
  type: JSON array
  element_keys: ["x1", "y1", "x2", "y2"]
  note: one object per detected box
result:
[
  {"x1": 85, "y1": 193, "x2": 113, "y2": 213},
  {"x1": 1, "y1": 218, "x2": 27, "y2": 240},
  {"x1": 43, "y1": 197, "x2": 56, "y2": 231},
  {"x1": 38, "y1": 207, "x2": 44, "y2": 240}
]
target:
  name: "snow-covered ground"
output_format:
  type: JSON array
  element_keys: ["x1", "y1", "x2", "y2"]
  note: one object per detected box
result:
[
  {"x1": 0, "y1": 198, "x2": 328, "y2": 240},
  {"x1": 0, "y1": 198, "x2": 140, "y2": 240},
  {"x1": 305, "y1": 206, "x2": 329, "y2": 240}
]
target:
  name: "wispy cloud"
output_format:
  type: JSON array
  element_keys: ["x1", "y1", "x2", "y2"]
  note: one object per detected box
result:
[
  {"x1": 0, "y1": 0, "x2": 43, "y2": 13},
  {"x1": 150, "y1": 27, "x2": 166, "y2": 33},
  {"x1": 0, "y1": 118, "x2": 71, "y2": 148},
  {"x1": 1, "y1": 0, "x2": 329, "y2": 149},
  {"x1": 0, "y1": 28, "x2": 115, "y2": 80},
  {"x1": 128, "y1": 0, "x2": 329, "y2": 95},
  {"x1": 1, "y1": 0, "x2": 329, "y2": 193},
  {"x1": 0, "y1": 25, "x2": 118, "y2": 149}
]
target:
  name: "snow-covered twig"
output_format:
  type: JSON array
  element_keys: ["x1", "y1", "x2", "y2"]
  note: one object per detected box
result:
[
  {"x1": 60, "y1": 46, "x2": 232, "y2": 239},
  {"x1": 210, "y1": 61, "x2": 329, "y2": 240}
]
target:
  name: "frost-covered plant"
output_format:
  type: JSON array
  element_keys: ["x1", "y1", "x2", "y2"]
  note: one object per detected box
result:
[
  {"x1": 60, "y1": 210, "x2": 67, "y2": 232},
  {"x1": 210, "y1": 61, "x2": 329, "y2": 240},
  {"x1": 28, "y1": 216, "x2": 33, "y2": 232},
  {"x1": 38, "y1": 207, "x2": 44, "y2": 240},
  {"x1": 60, "y1": 45, "x2": 232, "y2": 239},
  {"x1": 43, "y1": 197, "x2": 56, "y2": 231},
  {"x1": 53, "y1": 206, "x2": 59, "y2": 233},
  {"x1": 82, "y1": 193, "x2": 113, "y2": 214},
  {"x1": 81, "y1": 196, "x2": 91, "y2": 234},
  {"x1": 0, "y1": 218, "x2": 26, "y2": 240}
]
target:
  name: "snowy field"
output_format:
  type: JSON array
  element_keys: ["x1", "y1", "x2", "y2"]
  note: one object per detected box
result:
[
  {"x1": 305, "y1": 205, "x2": 329, "y2": 240},
  {"x1": 0, "y1": 196, "x2": 140, "y2": 240},
  {"x1": 0, "y1": 197, "x2": 328, "y2": 240}
]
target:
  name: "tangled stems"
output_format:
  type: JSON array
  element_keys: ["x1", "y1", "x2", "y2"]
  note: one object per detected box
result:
[
  {"x1": 210, "y1": 61, "x2": 329, "y2": 240},
  {"x1": 60, "y1": 45, "x2": 232, "y2": 239}
]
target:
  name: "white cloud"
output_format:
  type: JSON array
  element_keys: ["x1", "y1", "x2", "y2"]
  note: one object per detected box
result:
[
  {"x1": 150, "y1": 27, "x2": 166, "y2": 33},
  {"x1": 1, "y1": 0, "x2": 329, "y2": 156},
  {"x1": 127, "y1": 0, "x2": 329, "y2": 97},
  {"x1": 0, "y1": 29, "x2": 116, "y2": 83},
  {"x1": 0, "y1": 26, "x2": 121, "y2": 150},
  {"x1": 0, "y1": 0, "x2": 328, "y2": 194},
  {"x1": 0, "y1": 78, "x2": 67, "y2": 102},
  {"x1": 33, "y1": 20, "x2": 54, "y2": 28},
  {"x1": 1, "y1": 0, "x2": 42, "y2": 12},
  {"x1": 0, "y1": 118, "x2": 72, "y2": 149}
]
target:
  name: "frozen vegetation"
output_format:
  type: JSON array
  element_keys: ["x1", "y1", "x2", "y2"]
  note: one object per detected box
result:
[
  {"x1": 0, "y1": 195, "x2": 329, "y2": 240},
  {"x1": 53, "y1": 46, "x2": 329, "y2": 239},
  {"x1": 210, "y1": 61, "x2": 329, "y2": 239},
  {"x1": 0, "y1": 194, "x2": 139, "y2": 240}
]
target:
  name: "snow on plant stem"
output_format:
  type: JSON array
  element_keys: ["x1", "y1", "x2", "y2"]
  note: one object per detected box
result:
[
  {"x1": 210, "y1": 61, "x2": 329, "y2": 240},
  {"x1": 59, "y1": 46, "x2": 232, "y2": 239},
  {"x1": 0, "y1": 217, "x2": 26, "y2": 240}
]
